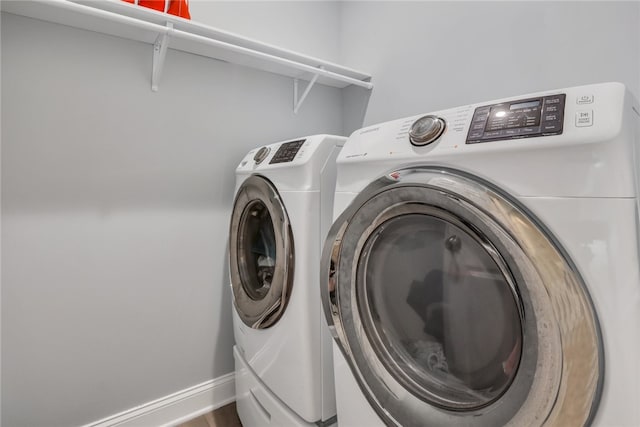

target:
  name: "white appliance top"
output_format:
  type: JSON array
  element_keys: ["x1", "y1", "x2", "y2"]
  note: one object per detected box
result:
[
  {"x1": 236, "y1": 134, "x2": 346, "y2": 192},
  {"x1": 336, "y1": 82, "x2": 640, "y2": 198}
]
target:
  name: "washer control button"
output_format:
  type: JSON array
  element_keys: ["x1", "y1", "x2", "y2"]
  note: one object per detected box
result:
[
  {"x1": 575, "y1": 110, "x2": 593, "y2": 127},
  {"x1": 468, "y1": 130, "x2": 484, "y2": 139},
  {"x1": 542, "y1": 122, "x2": 562, "y2": 133},
  {"x1": 253, "y1": 146, "x2": 270, "y2": 164},
  {"x1": 577, "y1": 95, "x2": 594, "y2": 105},
  {"x1": 544, "y1": 104, "x2": 560, "y2": 113}
]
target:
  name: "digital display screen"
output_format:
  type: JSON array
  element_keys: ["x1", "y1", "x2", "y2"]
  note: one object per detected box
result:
[
  {"x1": 510, "y1": 100, "x2": 540, "y2": 110},
  {"x1": 467, "y1": 93, "x2": 565, "y2": 144}
]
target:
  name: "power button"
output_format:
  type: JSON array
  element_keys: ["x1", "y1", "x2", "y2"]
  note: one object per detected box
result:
[{"x1": 577, "y1": 95, "x2": 594, "y2": 105}]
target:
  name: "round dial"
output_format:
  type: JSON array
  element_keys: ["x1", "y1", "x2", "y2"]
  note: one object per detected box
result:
[
  {"x1": 253, "y1": 146, "x2": 270, "y2": 164},
  {"x1": 409, "y1": 115, "x2": 446, "y2": 146}
]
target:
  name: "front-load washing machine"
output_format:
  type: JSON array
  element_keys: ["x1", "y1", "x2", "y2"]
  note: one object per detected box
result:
[
  {"x1": 229, "y1": 135, "x2": 345, "y2": 427},
  {"x1": 321, "y1": 82, "x2": 640, "y2": 426}
]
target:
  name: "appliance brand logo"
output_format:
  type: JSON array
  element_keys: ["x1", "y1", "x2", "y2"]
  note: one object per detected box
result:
[
  {"x1": 359, "y1": 127, "x2": 380, "y2": 135},
  {"x1": 345, "y1": 153, "x2": 368, "y2": 158}
]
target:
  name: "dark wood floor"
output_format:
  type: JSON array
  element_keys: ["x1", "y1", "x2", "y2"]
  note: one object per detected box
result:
[{"x1": 178, "y1": 403, "x2": 242, "y2": 427}]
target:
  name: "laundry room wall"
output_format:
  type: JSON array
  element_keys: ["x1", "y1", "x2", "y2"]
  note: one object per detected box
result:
[
  {"x1": 188, "y1": 1, "x2": 341, "y2": 63},
  {"x1": 187, "y1": 1, "x2": 372, "y2": 134},
  {"x1": 338, "y1": 1, "x2": 640, "y2": 130},
  {"x1": 0, "y1": 3, "x2": 344, "y2": 426}
]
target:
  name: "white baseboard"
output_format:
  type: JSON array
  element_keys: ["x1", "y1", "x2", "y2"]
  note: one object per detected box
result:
[{"x1": 83, "y1": 373, "x2": 236, "y2": 427}]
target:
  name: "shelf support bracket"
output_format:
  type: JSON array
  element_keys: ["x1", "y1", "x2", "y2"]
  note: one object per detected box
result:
[
  {"x1": 151, "y1": 22, "x2": 173, "y2": 92},
  {"x1": 293, "y1": 66, "x2": 323, "y2": 114}
]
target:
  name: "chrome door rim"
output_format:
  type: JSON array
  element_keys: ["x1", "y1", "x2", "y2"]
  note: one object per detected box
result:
[
  {"x1": 321, "y1": 167, "x2": 603, "y2": 426},
  {"x1": 230, "y1": 175, "x2": 294, "y2": 329}
]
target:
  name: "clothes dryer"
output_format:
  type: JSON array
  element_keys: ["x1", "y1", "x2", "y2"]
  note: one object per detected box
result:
[
  {"x1": 321, "y1": 83, "x2": 640, "y2": 426},
  {"x1": 230, "y1": 135, "x2": 345, "y2": 426}
]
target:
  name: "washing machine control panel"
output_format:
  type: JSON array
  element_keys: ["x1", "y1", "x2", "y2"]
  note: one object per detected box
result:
[
  {"x1": 269, "y1": 139, "x2": 306, "y2": 164},
  {"x1": 466, "y1": 94, "x2": 566, "y2": 144}
]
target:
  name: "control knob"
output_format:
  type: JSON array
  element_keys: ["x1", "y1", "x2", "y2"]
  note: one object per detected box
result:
[
  {"x1": 253, "y1": 146, "x2": 270, "y2": 164},
  {"x1": 409, "y1": 115, "x2": 446, "y2": 146}
]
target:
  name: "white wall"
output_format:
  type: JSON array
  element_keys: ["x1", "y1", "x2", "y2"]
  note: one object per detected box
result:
[
  {"x1": 0, "y1": 4, "x2": 343, "y2": 426},
  {"x1": 189, "y1": 1, "x2": 342, "y2": 63},
  {"x1": 339, "y1": 1, "x2": 640, "y2": 128}
]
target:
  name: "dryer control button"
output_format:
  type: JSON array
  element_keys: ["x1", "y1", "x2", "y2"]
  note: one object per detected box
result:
[{"x1": 575, "y1": 110, "x2": 593, "y2": 127}]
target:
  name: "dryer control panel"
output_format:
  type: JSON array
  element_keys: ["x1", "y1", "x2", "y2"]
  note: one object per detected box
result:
[
  {"x1": 269, "y1": 139, "x2": 306, "y2": 164},
  {"x1": 466, "y1": 94, "x2": 566, "y2": 144}
]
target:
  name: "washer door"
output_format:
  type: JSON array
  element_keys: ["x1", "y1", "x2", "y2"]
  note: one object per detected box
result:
[
  {"x1": 322, "y1": 167, "x2": 602, "y2": 427},
  {"x1": 230, "y1": 175, "x2": 294, "y2": 329}
]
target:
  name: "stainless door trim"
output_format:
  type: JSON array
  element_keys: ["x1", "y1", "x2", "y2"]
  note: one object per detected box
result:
[
  {"x1": 321, "y1": 167, "x2": 603, "y2": 426},
  {"x1": 230, "y1": 175, "x2": 294, "y2": 329}
]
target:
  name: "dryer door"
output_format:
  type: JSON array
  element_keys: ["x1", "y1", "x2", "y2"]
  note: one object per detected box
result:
[
  {"x1": 322, "y1": 167, "x2": 602, "y2": 426},
  {"x1": 230, "y1": 175, "x2": 294, "y2": 329}
]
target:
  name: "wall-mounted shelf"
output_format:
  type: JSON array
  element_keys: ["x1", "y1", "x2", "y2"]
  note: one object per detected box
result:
[{"x1": 1, "y1": 0, "x2": 373, "y2": 112}]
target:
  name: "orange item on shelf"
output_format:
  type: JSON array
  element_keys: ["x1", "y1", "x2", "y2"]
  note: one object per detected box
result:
[
  {"x1": 167, "y1": 0, "x2": 191, "y2": 19},
  {"x1": 123, "y1": 0, "x2": 191, "y2": 19}
]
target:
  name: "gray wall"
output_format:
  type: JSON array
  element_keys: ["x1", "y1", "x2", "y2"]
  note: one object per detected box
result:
[
  {"x1": 339, "y1": 1, "x2": 640, "y2": 128},
  {"x1": 189, "y1": 1, "x2": 342, "y2": 63},
  {"x1": 1, "y1": 4, "x2": 343, "y2": 426}
]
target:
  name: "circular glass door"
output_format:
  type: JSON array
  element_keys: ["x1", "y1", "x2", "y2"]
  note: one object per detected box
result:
[
  {"x1": 230, "y1": 175, "x2": 294, "y2": 329},
  {"x1": 322, "y1": 167, "x2": 602, "y2": 426},
  {"x1": 238, "y1": 199, "x2": 277, "y2": 301},
  {"x1": 359, "y1": 212, "x2": 522, "y2": 410}
]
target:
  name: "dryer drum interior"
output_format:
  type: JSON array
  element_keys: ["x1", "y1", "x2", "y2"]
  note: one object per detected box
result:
[
  {"x1": 323, "y1": 167, "x2": 603, "y2": 427},
  {"x1": 230, "y1": 175, "x2": 295, "y2": 329}
]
